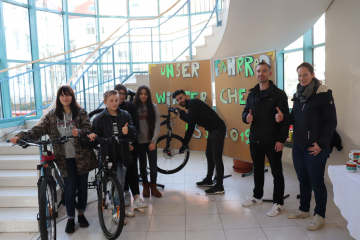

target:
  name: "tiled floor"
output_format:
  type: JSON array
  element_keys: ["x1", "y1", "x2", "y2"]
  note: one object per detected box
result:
[{"x1": 0, "y1": 153, "x2": 355, "y2": 240}]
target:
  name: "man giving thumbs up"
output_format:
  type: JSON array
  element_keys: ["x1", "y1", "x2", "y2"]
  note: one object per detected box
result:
[{"x1": 241, "y1": 62, "x2": 289, "y2": 217}]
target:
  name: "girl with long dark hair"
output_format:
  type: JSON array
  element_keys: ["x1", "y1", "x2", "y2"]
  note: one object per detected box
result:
[
  {"x1": 276, "y1": 62, "x2": 337, "y2": 231},
  {"x1": 10, "y1": 86, "x2": 97, "y2": 234},
  {"x1": 133, "y1": 85, "x2": 161, "y2": 198}
]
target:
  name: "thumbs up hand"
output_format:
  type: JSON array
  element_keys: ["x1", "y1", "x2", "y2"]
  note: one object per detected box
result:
[
  {"x1": 246, "y1": 109, "x2": 254, "y2": 123},
  {"x1": 275, "y1": 107, "x2": 284, "y2": 122},
  {"x1": 72, "y1": 126, "x2": 79, "y2": 137},
  {"x1": 122, "y1": 122, "x2": 129, "y2": 135}
]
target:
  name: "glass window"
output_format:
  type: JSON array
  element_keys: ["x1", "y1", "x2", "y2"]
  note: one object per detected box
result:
[
  {"x1": 3, "y1": 3, "x2": 32, "y2": 61},
  {"x1": 285, "y1": 36, "x2": 303, "y2": 50},
  {"x1": 129, "y1": 0, "x2": 157, "y2": 16},
  {"x1": 13, "y1": 0, "x2": 28, "y2": 4},
  {"x1": 314, "y1": 46, "x2": 325, "y2": 82},
  {"x1": 314, "y1": 14, "x2": 325, "y2": 45},
  {"x1": 284, "y1": 51, "x2": 303, "y2": 108},
  {"x1": 68, "y1": 16, "x2": 97, "y2": 53},
  {"x1": 37, "y1": 11, "x2": 64, "y2": 60},
  {"x1": 99, "y1": 0, "x2": 127, "y2": 16},
  {"x1": 36, "y1": 0, "x2": 62, "y2": 11},
  {"x1": 7, "y1": 63, "x2": 36, "y2": 117},
  {"x1": 99, "y1": 18, "x2": 128, "y2": 42},
  {"x1": 68, "y1": 0, "x2": 95, "y2": 15}
]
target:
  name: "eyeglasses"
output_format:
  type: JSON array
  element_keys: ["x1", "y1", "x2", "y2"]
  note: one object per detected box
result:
[{"x1": 119, "y1": 93, "x2": 126, "y2": 96}]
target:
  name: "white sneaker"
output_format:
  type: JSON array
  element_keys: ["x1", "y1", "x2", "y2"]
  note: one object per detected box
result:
[
  {"x1": 124, "y1": 192, "x2": 131, "y2": 207},
  {"x1": 133, "y1": 197, "x2": 148, "y2": 210},
  {"x1": 125, "y1": 209, "x2": 135, "y2": 218},
  {"x1": 307, "y1": 214, "x2": 325, "y2": 231},
  {"x1": 242, "y1": 197, "x2": 263, "y2": 206},
  {"x1": 287, "y1": 210, "x2": 310, "y2": 219},
  {"x1": 112, "y1": 213, "x2": 127, "y2": 225},
  {"x1": 267, "y1": 203, "x2": 284, "y2": 217},
  {"x1": 112, "y1": 213, "x2": 119, "y2": 224}
]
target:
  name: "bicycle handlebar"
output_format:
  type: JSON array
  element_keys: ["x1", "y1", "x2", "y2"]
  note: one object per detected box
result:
[{"x1": 6, "y1": 136, "x2": 76, "y2": 148}]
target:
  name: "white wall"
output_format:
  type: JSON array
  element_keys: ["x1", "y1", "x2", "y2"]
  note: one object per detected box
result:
[
  {"x1": 323, "y1": 0, "x2": 360, "y2": 186},
  {"x1": 214, "y1": 0, "x2": 332, "y2": 59}
]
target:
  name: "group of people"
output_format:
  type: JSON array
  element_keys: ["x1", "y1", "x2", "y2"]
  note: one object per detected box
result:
[
  {"x1": 9, "y1": 61, "x2": 336, "y2": 233},
  {"x1": 240, "y1": 61, "x2": 337, "y2": 231},
  {"x1": 10, "y1": 84, "x2": 164, "y2": 233}
]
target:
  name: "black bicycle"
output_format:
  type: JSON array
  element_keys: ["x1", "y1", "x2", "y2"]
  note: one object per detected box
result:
[
  {"x1": 88, "y1": 135, "x2": 125, "y2": 240},
  {"x1": 156, "y1": 105, "x2": 190, "y2": 174},
  {"x1": 7, "y1": 136, "x2": 73, "y2": 240}
]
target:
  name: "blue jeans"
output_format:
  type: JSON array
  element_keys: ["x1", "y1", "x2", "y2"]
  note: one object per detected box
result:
[
  {"x1": 63, "y1": 158, "x2": 89, "y2": 219},
  {"x1": 113, "y1": 161, "x2": 126, "y2": 214},
  {"x1": 292, "y1": 143, "x2": 330, "y2": 218}
]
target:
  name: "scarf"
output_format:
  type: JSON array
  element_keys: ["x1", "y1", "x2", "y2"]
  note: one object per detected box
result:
[{"x1": 295, "y1": 78, "x2": 320, "y2": 103}]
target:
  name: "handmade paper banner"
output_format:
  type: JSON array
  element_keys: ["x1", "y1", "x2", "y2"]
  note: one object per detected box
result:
[
  {"x1": 149, "y1": 59, "x2": 212, "y2": 151},
  {"x1": 214, "y1": 51, "x2": 276, "y2": 162}
]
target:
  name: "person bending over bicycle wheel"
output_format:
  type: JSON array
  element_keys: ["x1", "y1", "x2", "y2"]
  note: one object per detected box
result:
[
  {"x1": 133, "y1": 85, "x2": 162, "y2": 198},
  {"x1": 172, "y1": 89, "x2": 226, "y2": 195},
  {"x1": 9, "y1": 85, "x2": 98, "y2": 234},
  {"x1": 88, "y1": 90, "x2": 137, "y2": 224},
  {"x1": 114, "y1": 84, "x2": 148, "y2": 210}
]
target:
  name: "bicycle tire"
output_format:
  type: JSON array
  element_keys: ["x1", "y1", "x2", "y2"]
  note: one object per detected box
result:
[
  {"x1": 39, "y1": 177, "x2": 57, "y2": 240},
  {"x1": 97, "y1": 175, "x2": 124, "y2": 240},
  {"x1": 156, "y1": 134, "x2": 190, "y2": 174},
  {"x1": 89, "y1": 108, "x2": 104, "y2": 119}
]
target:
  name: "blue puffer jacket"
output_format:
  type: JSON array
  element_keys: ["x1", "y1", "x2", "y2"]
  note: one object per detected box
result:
[{"x1": 284, "y1": 84, "x2": 337, "y2": 149}]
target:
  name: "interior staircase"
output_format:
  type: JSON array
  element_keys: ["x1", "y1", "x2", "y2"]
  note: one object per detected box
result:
[{"x1": 0, "y1": 119, "x2": 41, "y2": 232}]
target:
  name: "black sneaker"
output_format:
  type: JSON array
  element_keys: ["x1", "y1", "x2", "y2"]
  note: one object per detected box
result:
[
  {"x1": 196, "y1": 178, "x2": 214, "y2": 187},
  {"x1": 65, "y1": 219, "x2": 75, "y2": 233},
  {"x1": 205, "y1": 185, "x2": 225, "y2": 195},
  {"x1": 78, "y1": 214, "x2": 89, "y2": 228}
]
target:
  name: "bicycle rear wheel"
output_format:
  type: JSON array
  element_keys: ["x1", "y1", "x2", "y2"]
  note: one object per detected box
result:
[
  {"x1": 156, "y1": 134, "x2": 190, "y2": 174},
  {"x1": 98, "y1": 175, "x2": 124, "y2": 240},
  {"x1": 39, "y1": 177, "x2": 57, "y2": 240}
]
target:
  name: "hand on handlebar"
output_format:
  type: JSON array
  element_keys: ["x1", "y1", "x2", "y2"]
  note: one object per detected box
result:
[
  {"x1": 173, "y1": 107, "x2": 181, "y2": 113},
  {"x1": 9, "y1": 136, "x2": 20, "y2": 144},
  {"x1": 87, "y1": 133, "x2": 97, "y2": 141}
]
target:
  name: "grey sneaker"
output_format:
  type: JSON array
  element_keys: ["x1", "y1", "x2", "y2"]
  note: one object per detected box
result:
[
  {"x1": 125, "y1": 209, "x2": 135, "y2": 218},
  {"x1": 287, "y1": 210, "x2": 310, "y2": 219},
  {"x1": 307, "y1": 214, "x2": 325, "y2": 231},
  {"x1": 133, "y1": 197, "x2": 148, "y2": 209},
  {"x1": 242, "y1": 197, "x2": 263, "y2": 206},
  {"x1": 124, "y1": 192, "x2": 131, "y2": 207}
]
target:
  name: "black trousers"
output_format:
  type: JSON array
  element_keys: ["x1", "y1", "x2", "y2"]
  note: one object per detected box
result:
[
  {"x1": 124, "y1": 145, "x2": 140, "y2": 196},
  {"x1": 138, "y1": 143, "x2": 157, "y2": 184},
  {"x1": 250, "y1": 142, "x2": 285, "y2": 205},
  {"x1": 205, "y1": 126, "x2": 226, "y2": 187}
]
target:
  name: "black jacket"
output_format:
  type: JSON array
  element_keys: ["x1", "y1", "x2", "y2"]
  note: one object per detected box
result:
[
  {"x1": 242, "y1": 80, "x2": 290, "y2": 144},
  {"x1": 284, "y1": 85, "x2": 337, "y2": 149},
  {"x1": 329, "y1": 130, "x2": 342, "y2": 154},
  {"x1": 91, "y1": 108, "x2": 137, "y2": 167},
  {"x1": 179, "y1": 99, "x2": 225, "y2": 146},
  {"x1": 119, "y1": 101, "x2": 139, "y2": 145}
]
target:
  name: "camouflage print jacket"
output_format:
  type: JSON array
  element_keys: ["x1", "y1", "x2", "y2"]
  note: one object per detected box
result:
[{"x1": 16, "y1": 108, "x2": 97, "y2": 177}]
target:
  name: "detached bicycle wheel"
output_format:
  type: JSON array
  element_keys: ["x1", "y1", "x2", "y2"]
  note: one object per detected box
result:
[
  {"x1": 39, "y1": 177, "x2": 57, "y2": 240},
  {"x1": 156, "y1": 134, "x2": 190, "y2": 174},
  {"x1": 98, "y1": 175, "x2": 124, "y2": 240}
]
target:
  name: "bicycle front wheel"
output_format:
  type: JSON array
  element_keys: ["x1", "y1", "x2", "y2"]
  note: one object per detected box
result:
[
  {"x1": 39, "y1": 177, "x2": 57, "y2": 240},
  {"x1": 157, "y1": 134, "x2": 190, "y2": 174},
  {"x1": 98, "y1": 175, "x2": 124, "y2": 240}
]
